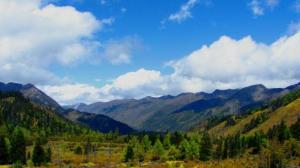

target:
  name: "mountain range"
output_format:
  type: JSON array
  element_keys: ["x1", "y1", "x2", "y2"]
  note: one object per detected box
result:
[
  {"x1": 1, "y1": 81, "x2": 299, "y2": 133},
  {"x1": 69, "y1": 83, "x2": 300, "y2": 132},
  {"x1": 0, "y1": 82, "x2": 135, "y2": 134}
]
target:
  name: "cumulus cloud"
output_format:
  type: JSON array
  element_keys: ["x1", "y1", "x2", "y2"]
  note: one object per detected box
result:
[
  {"x1": 0, "y1": 0, "x2": 140, "y2": 85},
  {"x1": 0, "y1": 0, "x2": 103, "y2": 84},
  {"x1": 101, "y1": 36, "x2": 143, "y2": 64},
  {"x1": 108, "y1": 31, "x2": 300, "y2": 98},
  {"x1": 41, "y1": 84, "x2": 102, "y2": 105},
  {"x1": 42, "y1": 31, "x2": 300, "y2": 104},
  {"x1": 249, "y1": 0, "x2": 279, "y2": 16},
  {"x1": 168, "y1": 33, "x2": 300, "y2": 91}
]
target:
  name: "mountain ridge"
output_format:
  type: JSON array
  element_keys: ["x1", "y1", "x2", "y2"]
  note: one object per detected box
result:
[
  {"x1": 0, "y1": 82, "x2": 64, "y2": 113},
  {"x1": 70, "y1": 82, "x2": 300, "y2": 132}
]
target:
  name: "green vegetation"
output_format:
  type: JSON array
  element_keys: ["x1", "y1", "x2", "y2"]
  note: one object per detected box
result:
[{"x1": 1, "y1": 89, "x2": 300, "y2": 167}]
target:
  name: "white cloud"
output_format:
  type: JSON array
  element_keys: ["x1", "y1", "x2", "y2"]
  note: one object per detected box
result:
[
  {"x1": 249, "y1": 0, "x2": 279, "y2": 16},
  {"x1": 101, "y1": 36, "x2": 143, "y2": 64},
  {"x1": 47, "y1": 31, "x2": 300, "y2": 104},
  {"x1": 167, "y1": 0, "x2": 198, "y2": 23},
  {"x1": 249, "y1": 0, "x2": 264, "y2": 16},
  {"x1": 0, "y1": 0, "x2": 104, "y2": 84},
  {"x1": 101, "y1": 17, "x2": 115, "y2": 25},
  {"x1": 168, "y1": 33, "x2": 300, "y2": 91},
  {"x1": 43, "y1": 31, "x2": 300, "y2": 104},
  {"x1": 0, "y1": 0, "x2": 139, "y2": 85},
  {"x1": 41, "y1": 84, "x2": 102, "y2": 105}
]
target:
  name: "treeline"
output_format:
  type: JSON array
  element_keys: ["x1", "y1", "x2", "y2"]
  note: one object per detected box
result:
[
  {"x1": 123, "y1": 118, "x2": 300, "y2": 167},
  {"x1": 123, "y1": 131, "x2": 214, "y2": 164},
  {"x1": 0, "y1": 92, "x2": 91, "y2": 138},
  {"x1": 0, "y1": 128, "x2": 51, "y2": 166}
]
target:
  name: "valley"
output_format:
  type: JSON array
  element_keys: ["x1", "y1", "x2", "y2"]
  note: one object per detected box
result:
[{"x1": 0, "y1": 82, "x2": 300, "y2": 167}]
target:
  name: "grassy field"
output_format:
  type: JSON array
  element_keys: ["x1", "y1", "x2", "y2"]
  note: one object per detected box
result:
[{"x1": 209, "y1": 98, "x2": 300, "y2": 137}]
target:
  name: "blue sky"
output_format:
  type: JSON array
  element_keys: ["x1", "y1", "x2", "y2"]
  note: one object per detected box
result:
[
  {"x1": 0, "y1": 0, "x2": 300, "y2": 104},
  {"x1": 49, "y1": 0, "x2": 299, "y2": 85}
]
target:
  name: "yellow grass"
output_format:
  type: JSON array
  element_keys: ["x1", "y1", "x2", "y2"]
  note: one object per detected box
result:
[
  {"x1": 248, "y1": 98, "x2": 300, "y2": 135},
  {"x1": 209, "y1": 98, "x2": 300, "y2": 137},
  {"x1": 209, "y1": 110, "x2": 265, "y2": 137}
]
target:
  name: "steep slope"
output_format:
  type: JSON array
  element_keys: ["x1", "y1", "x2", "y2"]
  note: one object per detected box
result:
[
  {"x1": 0, "y1": 82, "x2": 64, "y2": 113},
  {"x1": 208, "y1": 89, "x2": 300, "y2": 137},
  {"x1": 77, "y1": 93, "x2": 204, "y2": 130},
  {"x1": 74, "y1": 83, "x2": 300, "y2": 132},
  {"x1": 0, "y1": 91, "x2": 88, "y2": 136},
  {"x1": 63, "y1": 109, "x2": 135, "y2": 134}
]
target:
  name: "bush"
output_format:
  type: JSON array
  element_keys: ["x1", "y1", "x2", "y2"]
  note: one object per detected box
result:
[{"x1": 74, "y1": 145, "x2": 83, "y2": 155}]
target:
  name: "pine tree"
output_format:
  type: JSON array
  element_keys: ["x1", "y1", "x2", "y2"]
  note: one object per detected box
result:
[
  {"x1": 163, "y1": 133, "x2": 171, "y2": 150},
  {"x1": 10, "y1": 129, "x2": 26, "y2": 164},
  {"x1": 291, "y1": 118, "x2": 300, "y2": 140},
  {"x1": 171, "y1": 131, "x2": 184, "y2": 146},
  {"x1": 199, "y1": 132, "x2": 212, "y2": 161},
  {"x1": 189, "y1": 140, "x2": 200, "y2": 160},
  {"x1": 214, "y1": 138, "x2": 223, "y2": 160},
  {"x1": 142, "y1": 135, "x2": 152, "y2": 151},
  {"x1": 152, "y1": 139, "x2": 165, "y2": 161},
  {"x1": 278, "y1": 121, "x2": 291, "y2": 143},
  {"x1": 0, "y1": 136, "x2": 9, "y2": 164},
  {"x1": 45, "y1": 147, "x2": 51, "y2": 163},
  {"x1": 124, "y1": 144, "x2": 134, "y2": 162},
  {"x1": 252, "y1": 132, "x2": 263, "y2": 154},
  {"x1": 223, "y1": 138, "x2": 229, "y2": 159},
  {"x1": 168, "y1": 145, "x2": 180, "y2": 160},
  {"x1": 32, "y1": 138, "x2": 46, "y2": 166},
  {"x1": 134, "y1": 143, "x2": 145, "y2": 163},
  {"x1": 179, "y1": 139, "x2": 192, "y2": 160},
  {"x1": 74, "y1": 145, "x2": 83, "y2": 155}
]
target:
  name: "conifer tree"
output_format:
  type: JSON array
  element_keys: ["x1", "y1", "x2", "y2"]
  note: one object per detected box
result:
[
  {"x1": 124, "y1": 144, "x2": 134, "y2": 162},
  {"x1": 179, "y1": 139, "x2": 192, "y2": 160},
  {"x1": 10, "y1": 129, "x2": 26, "y2": 164},
  {"x1": 171, "y1": 131, "x2": 184, "y2": 146},
  {"x1": 291, "y1": 118, "x2": 300, "y2": 140},
  {"x1": 189, "y1": 140, "x2": 200, "y2": 160},
  {"x1": 168, "y1": 145, "x2": 180, "y2": 160},
  {"x1": 45, "y1": 147, "x2": 51, "y2": 163},
  {"x1": 163, "y1": 133, "x2": 171, "y2": 150},
  {"x1": 278, "y1": 121, "x2": 291, "y2": 143},
  {"x1": 74, "y1": 145, "x2": 83, "y2": 155},
  {"x1": 223, "y1": 138, "x2": 229, "y2": 159},
  {"x1": 142, "y1": 135, "x2": 152, "y2": 151},
  {"x1": 199, "y1": 132, "x2": 212, "y2": 161},
  {"x1": 0, "y1": 136, "x2": 9, "y2": 164},
  {"x1": 214, "y1": 138, "x2": 223, "y2": 160},
  {"x1": 152, "y1": 139, "x2": 165, "y2": 161},
  {"x1": 32, "y1": 138, "x2": 46, "y2": 166}
]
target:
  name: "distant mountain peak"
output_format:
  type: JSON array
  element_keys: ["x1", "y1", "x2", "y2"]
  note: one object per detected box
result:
[{"x1": 0, "y1": 81, "x2": 64, "y2": 113}]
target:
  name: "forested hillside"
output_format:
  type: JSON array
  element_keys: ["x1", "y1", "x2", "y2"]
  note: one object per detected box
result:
[
  {"x1": 63, "y1": 109, "x2": 136, "y2": 134},
  {"x1": 0, "y1": 92, "x2": 89, "y2": 137},
  {"x1": 208, "y1": 88, "x2": 300, "y2": 137}
]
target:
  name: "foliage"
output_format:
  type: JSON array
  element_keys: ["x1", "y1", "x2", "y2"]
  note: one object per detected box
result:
[
  {"x1": 32, "y1": 138, "x2": 45, "y2": 166},
  {"x1": 74, "y1": 145, "x2": 83, "y2": 155},
  {"x1": 0, "y1": 135, "x2": 9, "y2": 164},
  {"x1": 10, "y1": 128, "x2": 26, "y2": 164},
  {"x1": 199, "y1": 131, "x2": 212, "y2": 161}
]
